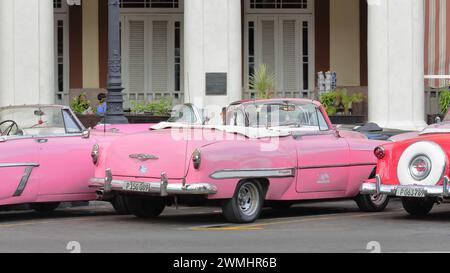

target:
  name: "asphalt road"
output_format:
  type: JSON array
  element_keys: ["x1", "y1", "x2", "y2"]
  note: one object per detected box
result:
[{"x1": 1, "y1": 199, "x2": 450, "y2": 253}]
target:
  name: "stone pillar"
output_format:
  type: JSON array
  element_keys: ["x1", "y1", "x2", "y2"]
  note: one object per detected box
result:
[
  {"x1": 367, "y1": 0, "x2": 427, "y2": 130},
  {"x1": 0, "y1": 0, "x2": 55, "y2": 107},
  {"x1": 184, "y1": 0, "x2": 242, "y2": 124}
]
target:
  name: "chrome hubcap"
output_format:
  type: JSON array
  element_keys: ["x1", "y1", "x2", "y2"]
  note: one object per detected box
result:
[
  {"x1": 370, "y1": 193, "x2": 388, "y2": 207},
  {"x1": 237, "y1": 183, "x2": 259, "y2": 216}
]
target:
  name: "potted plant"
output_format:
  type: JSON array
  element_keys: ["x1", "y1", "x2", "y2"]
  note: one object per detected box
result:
[
  {"x1": 428, "y1": 88, "x2": 450, "y2": 124},
  {"x1": 320, "y1": 89, "x2": 366, "y2": 125},
  {"x1": 249, "y1": 64, "x2": 275, "y2": 99},
  {"x1": 127, "y1": 98, "x2": 172, "y2": 124},
  {"x1": 70, "y1": 93, "x2": 103, "y2": 128}
]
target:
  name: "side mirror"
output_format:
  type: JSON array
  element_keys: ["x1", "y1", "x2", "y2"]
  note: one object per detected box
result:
[
  {"x1": 81, "y1": 128, "x2": 91, "y2": 139},
  {"x1": 0, "y1": 136, "x2": 6, "y2": 143},
  {"x1": 435, "y1": 116, "x2": 442, "y2": 124}
]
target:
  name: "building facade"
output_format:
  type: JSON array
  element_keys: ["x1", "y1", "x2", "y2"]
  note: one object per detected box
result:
[{"x1": 0, "y1": 0, "x2": 435, "y2": 130}]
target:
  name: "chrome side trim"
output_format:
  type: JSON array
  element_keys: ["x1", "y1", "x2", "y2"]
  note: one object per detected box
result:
[
  {"x1": 297, "y1": 162, "x2": 376, "y2": 170},
  {"x1": 13, "y1": 166, "x2": 36, "y2": 197},
  {"x1": 0, "y1": 163, "x2": 39, "y2": 168},
  {"x1": 210, "y1": 168, "x2": 295, "y2": 180}
]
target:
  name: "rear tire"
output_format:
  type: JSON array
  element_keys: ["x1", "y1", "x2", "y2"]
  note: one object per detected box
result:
[
  {"x1": 355, "y1": 194, "x2": 389, "y2": 212},
  {"x1": 111, "y1": 195, "x2": 130, "y2": 215},
  {"x1": 401, "y1": 197, "x2": 434, "y2": 217},
  {"x1": 125, "y1": 196, "x2": 166, "y2": 219},
  {"x1": 30, "y1": 202, "x2": 61, "y2": 213},
  {"x1": 222, "y1": 180, "x2": 265, "y2": 223}
]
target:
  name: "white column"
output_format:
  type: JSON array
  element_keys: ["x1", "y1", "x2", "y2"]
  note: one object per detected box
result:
[
  {"x1": 0, "y1": 0, "x2": 55, "y2": 107},
  {"x1": 184, "y1": 0, "x2": 242, "y2": 124},
  {"x1": 367, "y1": 0, "x2": 427, "y2": 130}
]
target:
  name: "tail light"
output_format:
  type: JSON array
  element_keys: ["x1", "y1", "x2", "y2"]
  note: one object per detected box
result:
[{"x1": 374, "y1": 146, "x2": 385, "y2": 160}]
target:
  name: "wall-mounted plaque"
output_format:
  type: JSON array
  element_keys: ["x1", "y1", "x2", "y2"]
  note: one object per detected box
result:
[{"x1": 205, "y1": 73, "x2": 227, "y2": 96}]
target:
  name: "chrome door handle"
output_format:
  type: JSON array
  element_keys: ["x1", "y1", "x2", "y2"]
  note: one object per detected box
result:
[{"x1": 35, "y1": 139, "x2": 48, "y2": 144}]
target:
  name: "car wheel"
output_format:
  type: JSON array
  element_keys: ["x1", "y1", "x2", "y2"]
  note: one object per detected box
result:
[
  {"x1": 355, "y1": 193, "x2": 389, "y2": 212},
  {"x1": 222, "y1": 180, "x2": 265, "y2": 223},
  {"x1": 270, "y1": 201, "x2": 293, "y2": 211},
  {"x1": 30, "y1": 202, "x2": 61, "y2": 213},
  {"x1": 111, "y1": 195, "x2": 130, "y2": 215},
  {"x1": 124, "y1": 196, "x2": 166, "y2": 219},
  {"x1": 401, "y1": 197, "x2": 434, "y2": 217}
]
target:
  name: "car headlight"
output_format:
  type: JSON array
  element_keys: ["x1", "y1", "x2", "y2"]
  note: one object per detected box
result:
[
  {"x1": 192, "y1": 149, "x2": 201, "y2": 169},
  {"x1": 409, "y1": 155, "x2": 432, "y2": 181},
  {"x1": 91, "y1": 144, "x2": 100, "y2": 165}
]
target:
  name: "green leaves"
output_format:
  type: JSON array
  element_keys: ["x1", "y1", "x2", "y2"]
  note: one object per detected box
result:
[
  {"x1": 320, "y1": 89, "x2": 365, "y2": 116},
  {"x1": 439, "y1": 88, "x2": 450, "y2": 115},
  {"x1": 70, "y1": 92, "x2": 92, "y2": 114},
  {"x1": 249, "y1": 64, "x2": 275, "y2": 99},
  {"x1": 130, "y1": 98, "x2": 172, "y2": 116}
]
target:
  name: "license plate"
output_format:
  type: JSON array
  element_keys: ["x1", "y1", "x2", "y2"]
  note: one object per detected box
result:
[
  {"x1": 123, "y1": 182, "x2": 152, "y2": 193},
  {"x1": 396, "y1": 187, "x2": 426, "y2": 198}
]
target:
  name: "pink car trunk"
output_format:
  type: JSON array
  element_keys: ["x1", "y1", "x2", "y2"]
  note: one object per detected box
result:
[{"x1": 106, "y1": 130, "x2": 189, "y2": 179}]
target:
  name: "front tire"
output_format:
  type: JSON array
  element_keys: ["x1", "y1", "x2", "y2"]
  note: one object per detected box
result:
[
  {"x1": 30, "y1": 202, "x2": 61, "y2": 213},
  {"x1": 222, "y1": 180, "x2": 265, "y2": 223},
  {"x1": 401, "y1": 197, "x2": 434, "y2": 217},
  {"x1": 355, "y1": 193, "x2": 389, "y2": 212},
  {"x1": 125, "y1": 196, "x2": 166, "y2": 219}
]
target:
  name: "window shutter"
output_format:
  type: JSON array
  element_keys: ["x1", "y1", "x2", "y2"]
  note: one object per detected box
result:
[
  {"x1": 261, "y1": 20, "x2": 275, "y2": 74},
  {"x1": 152, "y1": 21, "x2": 169, "y2": 94},
  {"x1": 282, "y1": 20, "x2": 297, "y2": 94},
  {"x1": 128, "y1": 20, "x2": 146, "y2": 100}
]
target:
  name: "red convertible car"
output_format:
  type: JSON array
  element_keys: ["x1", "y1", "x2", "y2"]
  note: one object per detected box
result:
[{"x1": 361, "y1": 126, "x2": 450, "y2": 216}]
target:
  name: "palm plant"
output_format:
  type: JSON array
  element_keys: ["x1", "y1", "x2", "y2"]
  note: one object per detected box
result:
[{"x1": 249, "y1": 64, "x2": 275, "y2": 99}]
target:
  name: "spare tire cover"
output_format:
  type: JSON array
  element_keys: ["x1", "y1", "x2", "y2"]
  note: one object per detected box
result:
[{"x1": 397, "y1": 141, "x2": 447, "y2": 186}]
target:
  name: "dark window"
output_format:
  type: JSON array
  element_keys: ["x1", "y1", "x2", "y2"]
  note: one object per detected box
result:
[
  {"x1": 174, "y1": 21, "x2": 181, "y2": 92},
  {"x1": 302, "y1": 21, "x2": 309, "y2": 91},
  {"x1": 248, "y1": 21, "x2": 255, "y2": 89},
  {"x1": 53, "y1": 0, "x2": 62, "y2": 9}
]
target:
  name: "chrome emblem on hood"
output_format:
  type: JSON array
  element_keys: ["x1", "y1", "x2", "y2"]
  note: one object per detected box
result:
[
  {"x1": 129, "y1": 154, "x2": 159, "y2": 161},
  {"x1": 139, "y1": 165, "x2": 149, "y2": 174}
]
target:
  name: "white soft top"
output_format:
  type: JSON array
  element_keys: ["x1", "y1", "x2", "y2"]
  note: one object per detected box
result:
[
  {"x1": 419, "y1": 128, "x2": 450, "y2": 136},
  {"x1": 151, "y1": 122, "x2": 295, "y2": 139}
]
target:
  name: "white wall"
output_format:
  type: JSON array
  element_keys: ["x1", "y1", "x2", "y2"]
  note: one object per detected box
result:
[
  {"x1": 367, "y1": 0, "x2": 427, "y2": 130},
  {"x1": 184, "y1": 0, "x2": 242, "y2": 124},
  {"x1": 0, "y1": 0, "x2": 55, "y2": 107}
]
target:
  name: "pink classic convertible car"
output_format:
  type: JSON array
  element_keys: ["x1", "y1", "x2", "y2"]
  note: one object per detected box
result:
[
  {"x1": 90, "y1": 99, "x2": 389, "y2": 223},
  {"x1": 0, "y1": 105, "x2": 153, "y2": 213}
]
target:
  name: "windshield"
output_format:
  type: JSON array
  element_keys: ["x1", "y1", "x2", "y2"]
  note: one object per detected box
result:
[
  {"x1": 167, "y1": 104, "x2": 198, "y2": 124},
  {"x1": 226, "y1": 101, "x2": 329, "y2": 130},
  {"x1": 0, "y1": 106, "x2": 82, "y2": 136}
]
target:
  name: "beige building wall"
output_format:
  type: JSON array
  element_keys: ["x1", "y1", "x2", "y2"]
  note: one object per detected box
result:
[
  {"x1": 330, "y1": 0, "x2": 360, "y2": 86},
  {"x1": 82, "y1": 0, "x2": 100, "y2": 88}
]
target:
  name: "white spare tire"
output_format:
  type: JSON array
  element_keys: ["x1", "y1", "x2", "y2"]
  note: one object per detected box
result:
[{"x1": 397, "y1": 141, "x2": 447, "y2": 186}]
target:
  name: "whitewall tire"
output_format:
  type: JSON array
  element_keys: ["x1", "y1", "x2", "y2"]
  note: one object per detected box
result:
[{"x1": 397, "y1": 141, "x2": 447, "y2": 186}]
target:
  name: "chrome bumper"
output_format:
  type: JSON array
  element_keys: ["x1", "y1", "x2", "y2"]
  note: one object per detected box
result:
[
  {"x1": 360, "y1": 174, "x2": 450, "y2": 198},
  {"x1": 90, "y1": 169, "x2": 218, "y2": 197}
]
